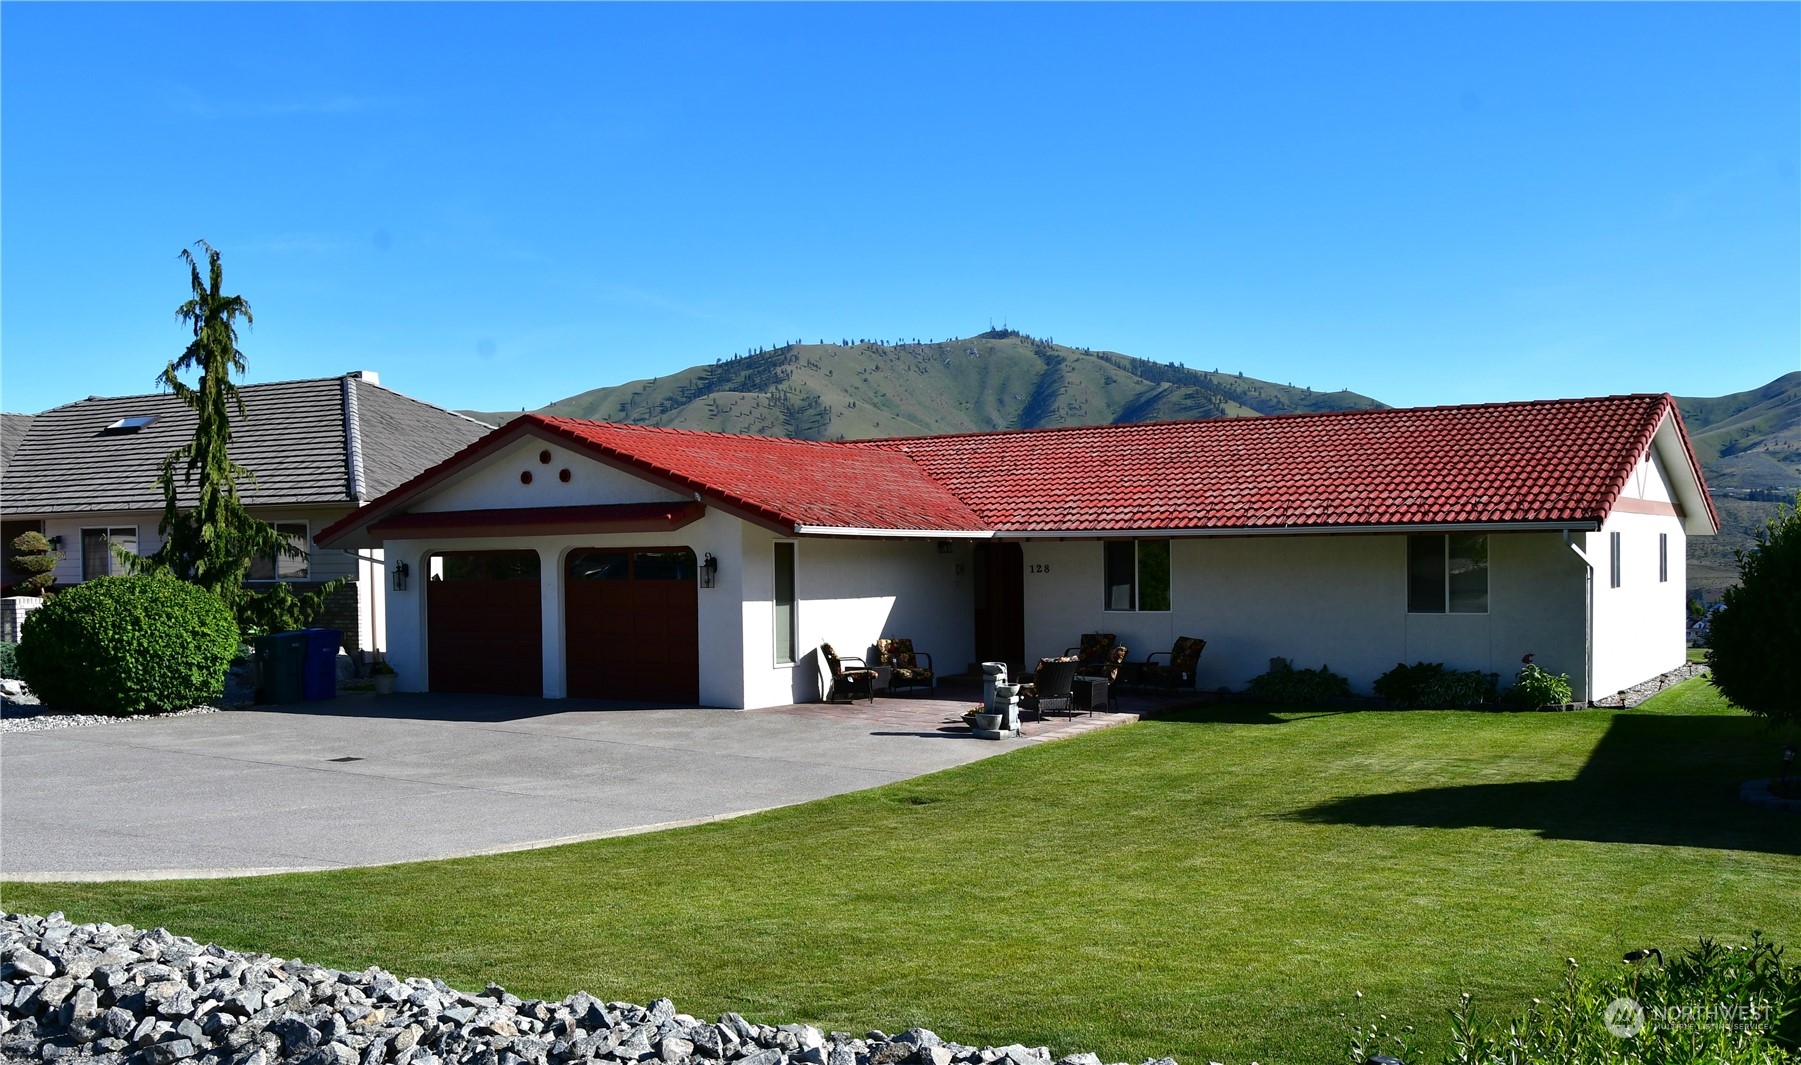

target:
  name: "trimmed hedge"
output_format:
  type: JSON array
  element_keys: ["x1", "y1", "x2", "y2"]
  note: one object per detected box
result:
[
  {"x1": 15, "y1": 574, "x2": 238, "y2": 715},
  {"x1": 0, "y1": 641, "x2": 17, "y2": 679}
]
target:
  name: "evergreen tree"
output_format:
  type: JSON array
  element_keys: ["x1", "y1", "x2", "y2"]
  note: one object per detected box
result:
[
  {"x1": 1707, "y1": 494, "x2": 1801, "y2": 725},
  {"x1": 143, "y1": 241, "x2": 342, "y2": 635},
  {"x1": 7, "y1": 531, "x2": 58, "y2": 597}
]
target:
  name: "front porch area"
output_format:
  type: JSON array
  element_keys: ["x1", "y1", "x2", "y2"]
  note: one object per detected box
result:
[{"x1": 749, "y1": 673, "x2": 1204, "y2": 742}]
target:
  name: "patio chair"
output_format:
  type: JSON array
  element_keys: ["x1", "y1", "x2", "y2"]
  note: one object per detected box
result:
[
  {"x1": 875, "y1": 638, "x2": 935, "y2": 694},
  {"x1": 1139, "y1": 636, "x2": 1206, "y2": 690},
  {"x1": 1065, "y1": 632, "x2": 1116, "y2": 673},
  {"x1": 820, "y1": 643, "x2": 877, "y2": 705},
  {"x1": 1073, "y1": 644, "x2": 1129, "y2": 712},
  {"x1": 1019, "y1": 656, "x2": 1081, "y2": 720}
]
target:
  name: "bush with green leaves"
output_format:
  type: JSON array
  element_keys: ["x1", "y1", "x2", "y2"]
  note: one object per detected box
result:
[
  {"x1": 1373, "y1": 661, "x2": 1496, "y2": 709},
  {"x1": 1246, "y1": 657, "x2": 1352, "y2": 705},
  {"x1": 15, "y1": 574, "x2": 238, "y2": 714},
  {"x1": 1347, "y1": 933, "x2": 1800, "y2": 1064},
  {"x1": 0, "y1": 641, "x2": 17, "y2": 679},
  {"x1": 1505, "y1": 655, "x2": 1573, "y2": 709},
  {"x1": 1708, "y1": 495, "x2": 1801, "y2": 726},
  {"x1": 7, "y1": 530, "x2": 58, "y2": 597}
]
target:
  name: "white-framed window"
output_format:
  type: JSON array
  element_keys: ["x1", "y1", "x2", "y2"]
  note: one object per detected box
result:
[
  {"x1": 1609, "y1": 531, "x2": 1622, "y2": 589},
  {"x1": 249, "y1": 522, "x2": 310, "y2": 580},
  {"x1": 80, "y1": 527, "x2": 138, "y2": 581},
  {"x1": 773, "y1": 541, "x2": 797, "y2": 665},
  {"x1": 1658, "y1": 532, "x2": 1668, "y2": 583},
  {"x1": 1103, "y1": 539, "x2": 1171, "y2": 612},
  {"x1": 1406, "y1": 533, "x2": 1489, "y2": 613}
]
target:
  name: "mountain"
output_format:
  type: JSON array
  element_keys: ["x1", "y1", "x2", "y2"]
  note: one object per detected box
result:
[
  {"x1": 1674, "y1": 371, "x2": 1801, "y2": 493},
  {"x1": 466, "y1": 331, "x2": 1384, "y2": 438},
  {"x1": 1674, "y1": 371, "x2": 1801, "y2": 598}
]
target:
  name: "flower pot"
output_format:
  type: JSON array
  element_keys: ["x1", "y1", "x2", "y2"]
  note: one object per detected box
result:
[
  {"x1": 970, "y1": 713, "x2": 1001, "y2": 732},
  {"x1": 373, "y1": 673, "x2": 397, "y2": 695}
]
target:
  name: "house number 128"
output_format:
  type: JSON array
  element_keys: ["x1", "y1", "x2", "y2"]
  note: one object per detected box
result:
[{"x1": 1028, "y1": 563, "x2": 1052, "y2": 574}]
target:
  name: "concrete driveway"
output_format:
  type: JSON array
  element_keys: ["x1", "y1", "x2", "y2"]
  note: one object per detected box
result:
[{"x1": 0, "y1": 692, "x2": 1048, "y2": 881}]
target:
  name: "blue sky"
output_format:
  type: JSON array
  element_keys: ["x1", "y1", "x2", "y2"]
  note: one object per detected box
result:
[{"x1": 2, "y1": 2, "x2": 1796, "y2": 417}]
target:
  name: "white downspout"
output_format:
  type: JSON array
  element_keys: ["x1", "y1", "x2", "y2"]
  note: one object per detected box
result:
[{"x1": 1565, "y1": 530, "x2": 1595, "y2": 705}]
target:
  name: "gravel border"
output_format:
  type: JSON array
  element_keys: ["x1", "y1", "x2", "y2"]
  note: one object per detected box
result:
[
  {"x1": 0, "y1": 912, "x2": 1179, "y2": 1065},
  {"x1": 1588, "y1": 662, "x2": 1711, "y2": 709}
]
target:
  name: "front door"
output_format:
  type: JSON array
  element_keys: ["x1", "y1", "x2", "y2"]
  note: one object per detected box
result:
[
  {"x1": 565, "y1": 547, "x2": 699, "y2": 702},
  {"x1": 973, "y1": 542, "x2": 1025, "y2": 675}
]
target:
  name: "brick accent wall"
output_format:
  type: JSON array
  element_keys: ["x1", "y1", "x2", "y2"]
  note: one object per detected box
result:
[{"x1": 275, "y1": 581, "x2": 364, "y2": 654}]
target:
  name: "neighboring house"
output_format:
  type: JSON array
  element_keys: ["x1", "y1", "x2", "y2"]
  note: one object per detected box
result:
[
  {"x1": 318, "y1": 393, "x2": 1716, "y2": 708},
  {"x1": 1, "y1": 372, "x2": 492, "y2": 653}
]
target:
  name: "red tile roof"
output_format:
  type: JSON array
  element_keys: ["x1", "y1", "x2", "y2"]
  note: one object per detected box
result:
[
  {"x1": 319, "y1": 393, "x2": 1716, "y2": 546},
  {"x1": 868, "y1": 394, "x2": 1711, "y2": 532},
  {"x1": 533, "y1": 417, "x2": 989, "y2": 531}
]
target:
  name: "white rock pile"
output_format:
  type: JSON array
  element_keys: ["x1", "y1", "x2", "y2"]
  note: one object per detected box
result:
[{"x1": 1, "y1": 914, "x2": 1179, "y2": 1065}]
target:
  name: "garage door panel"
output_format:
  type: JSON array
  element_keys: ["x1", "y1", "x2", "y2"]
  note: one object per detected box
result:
[
  {"x1": 427, "y1": 551, "x2": 543, "y2": 696},
  {"x1": 566, "y1": 547, "x2": 698, "y2": 703}
]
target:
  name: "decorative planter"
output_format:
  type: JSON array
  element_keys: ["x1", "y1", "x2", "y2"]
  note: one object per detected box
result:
[
  {"x1": 969, "y1": 713, "x2": 1002, "y2": 732},
  {"x1": 373, "y1": 674, "x2": 397, "y2": 695}
]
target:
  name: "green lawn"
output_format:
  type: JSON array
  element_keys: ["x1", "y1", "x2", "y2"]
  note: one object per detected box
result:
[{"x1": 5, "y1": 680, "x2": 1797, "y2": 1065}]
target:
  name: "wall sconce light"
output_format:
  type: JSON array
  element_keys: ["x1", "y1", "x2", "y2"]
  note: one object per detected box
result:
[
  {"x1": 392, "y1": 560, "x2": 410, "y2": 592},
  {"x1": 47, "y1": 535, "x2": 63, "y2": 550},
  {"x1": 700, "y1": 552, "x2": 718, "y2": 589}
]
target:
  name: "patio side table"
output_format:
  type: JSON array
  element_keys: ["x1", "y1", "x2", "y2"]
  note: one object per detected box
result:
[{"x1": 1072, "y1": 676, "x2": 1108, "y2": 716}]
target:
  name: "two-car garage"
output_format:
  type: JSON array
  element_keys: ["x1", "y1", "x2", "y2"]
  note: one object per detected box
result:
[{"x1": 425, "y1": 547, "x2": 699, "y2": 703}]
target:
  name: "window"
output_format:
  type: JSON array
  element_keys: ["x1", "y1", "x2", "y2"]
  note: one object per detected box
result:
[
  {"x1": 80, "y1": 527, "x2": 138, "y2": 581},
  {"x1": 1659, "y1": 533, "x2": 1668, "y2": 583},
  {"x1": 773, "y1": 542, "x2": 796, "y2": 665},
  {"x1": 1406, "y1": 533, "x2": 1488, "y2": 613},
  {"x1": 248, "y1": 522, "x2": 310, "y2": 580},
  {"x1": 428, "y1": 551, "x2": 539, "y2": 581},
  {"x1": 1609, "y1": 531, "x2": 1622, "y2": 589},
  {"x1": 1104, "y1": 539, "x2": 1171, "y2": 612}
]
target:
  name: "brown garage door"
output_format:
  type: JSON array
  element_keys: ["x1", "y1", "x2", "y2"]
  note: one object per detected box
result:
[
  {"x1": 426, "y1": 551, "x2": 542, "y2": 696},
  {"x1": 565, "y1": 547, "x2": 698, "y2": 703}
]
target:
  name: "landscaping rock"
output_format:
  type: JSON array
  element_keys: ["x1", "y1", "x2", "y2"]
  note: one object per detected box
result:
[{"x1": 0, "y1": 913, "x2": 1183, "y2": 1065}]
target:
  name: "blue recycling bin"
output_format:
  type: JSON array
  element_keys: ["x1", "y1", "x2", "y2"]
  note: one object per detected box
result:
[{"x1": 298, "y1": 628, "x2": 342, "y2": 700}]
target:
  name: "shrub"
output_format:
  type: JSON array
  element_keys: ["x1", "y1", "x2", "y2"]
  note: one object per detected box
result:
[
  {"x1": 0, "y1": 641, "x2": 17, "y2": 679},
  {"x1": 15, "y1": 574, "x2": 238, "y2": 715},
  {"x1": 1373, "y1": 661, "x2": 1496, "y2": 709},
  {"x1": 7, "y1": 531, "x2": 58, "y2": 597},
  {"x1": 1505, "y1": 655, "x2": 1573, "y2": 709},
  {"x1": 1246, "y1": 657, "x2": 1351, "y2": 705},
  {"x1": 1347, "y1": 933, "x2": 1801, "y2": 1063},
  {"x1": 1708, "y1": 495, "x2": 1801, "y2": 726}
]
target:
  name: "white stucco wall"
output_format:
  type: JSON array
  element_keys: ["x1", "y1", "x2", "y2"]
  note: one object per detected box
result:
[
  {"x1": 1018, "y1": 532, "x2": 1589, "y2": 696},
  {"x1": 412, "y1": 437, "x2": 687, "y2": 513},
  {"x1": 738, "y1": 524, "x2": 977, "y2": 709},
  {"x1": 1585, "y1": 445, "x2": 1689, "y2": 699}
]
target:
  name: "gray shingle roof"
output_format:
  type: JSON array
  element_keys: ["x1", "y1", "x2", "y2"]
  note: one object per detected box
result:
[
  {"x1": 1, "y1": 414, "x2": 35, "y2": 474},
  {"x1": 1, "y1": 376, "x2": 491, "y2": 515}
]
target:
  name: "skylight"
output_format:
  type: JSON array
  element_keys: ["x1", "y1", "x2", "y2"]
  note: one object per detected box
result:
[{"x1": 101, "y1": 415, "x2": 158, "y2": 435}]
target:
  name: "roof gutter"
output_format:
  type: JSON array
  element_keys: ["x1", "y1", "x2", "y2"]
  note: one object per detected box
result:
[
  {"x1": 993, "y1": 520, "x2": 1604, "y2": 539},
  {"x1": 791, "y1": 525, "x2": 994, "y2": 539}
]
